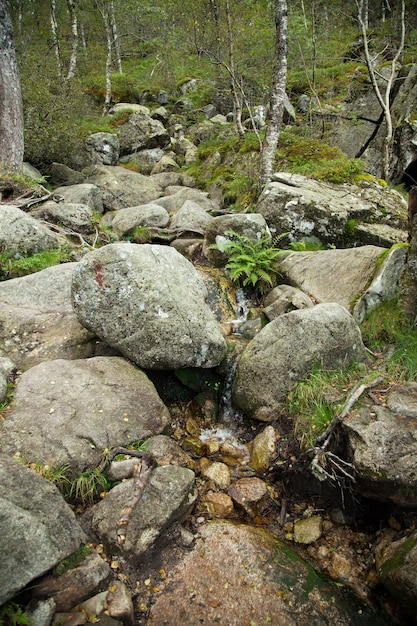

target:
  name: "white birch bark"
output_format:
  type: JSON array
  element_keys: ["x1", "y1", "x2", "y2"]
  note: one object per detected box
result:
[
  {"x1": 66, "y1": 0, "x2": 78, "y2": 80},
  {"x1": 50, "y1": 0, "x2": 62, "y2": 77},
  {"x1": 259, "y1": 0, "x2": 288, "y2": 187},
  {"x1": 109, "y1": 0, "x2": 122, "y2": 74}
]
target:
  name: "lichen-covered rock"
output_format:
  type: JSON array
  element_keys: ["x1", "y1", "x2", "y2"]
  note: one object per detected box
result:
[
  {"x1": 0, "y1": 263, "x2": 107, "y2": 371},
  {"x1": 0, "y1": 454, "x2": 86, "y2": 605},
  {"x1": 256, "y1": 172, "x2": 407, "y2": 247},
  {"x1": 343, "y1": 382, "x2": 417, "y2": 507},
  {"x1": 0, "y1": 356, "x2": 170, "y2": 473},
  {"x1": 0, "y1": 204, "x2": 64, "y2": 256},
  {"x1": 148, "y1": 520, "x2": 385, "y2": 625},
  {"x1": 71, "y1": 243, "x2": 226, "y2": 369},
  {"x1": 88, "y1": 465, "x2": 197, "y2": 556},
  {"x1": 232, "y1": 303, "x2": 367, "y2": 421}
]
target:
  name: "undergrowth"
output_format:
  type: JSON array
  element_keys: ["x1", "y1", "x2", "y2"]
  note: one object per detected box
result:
[{"x1": 0, "y1": 247, "x2": 73, "y2": 280}]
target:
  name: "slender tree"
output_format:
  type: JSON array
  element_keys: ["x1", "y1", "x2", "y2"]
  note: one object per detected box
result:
[
  {"x1": 355, "y1": 0, "x2": 405, "y2": 180},
  {"x1": 50, "y1": 0, "x2": 63, "y2": 77},
  {"x1": 0, "y1": 1, "x2": 24, "y2": 173},
  {"x1": 259, "y1": 0, "x2": 288, "y2": 187},
  {"x1": 66, "y1": 0, "x2": 79, "y2": 80}
]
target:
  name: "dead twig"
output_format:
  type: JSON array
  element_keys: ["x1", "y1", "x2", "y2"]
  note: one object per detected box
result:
[
  {"x1": 116, "y1": 452, "x2": 155, "y2": 545},
  {"x1": 310, "y1": 374, "x2": 384, "y2": 484},
  {"x1": 315, "y1": 375, "x2": 384, "y2": 449}
]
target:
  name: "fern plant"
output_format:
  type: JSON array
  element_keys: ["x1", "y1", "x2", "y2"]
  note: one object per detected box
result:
[{"x1": 213, "y1": 230, "x2": 285, "y2": 295}]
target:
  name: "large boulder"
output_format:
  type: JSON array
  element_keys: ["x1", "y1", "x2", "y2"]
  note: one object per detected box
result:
[
  {"x1": 0, "y1": 204, "x2": 64, "y2": 256},
  {"x1": 0, "y1": 263, "x2": 111, "y2": 371},
  {"x1": 53, "y1": 183, "x2": 104, "y2": 214},
  {"x1": 279, "y1": 244, "x2": 407, "y2": 323},
  {"x1": 85, "y1": 132, "x2": 120, "y2": 166},
  {"x1": 0, "y1": 454, "x2": 85, "y2": 605},
  {"x1": 71, "y1": 243, "x2": 227, "y2": 369},
  {"x1": 255, "y1": 173, "x2": 407, "y2": 247},
  {"x1": 29, "y1": 200, "x2": 95, "y2": 235},
  {"x1": 111, "y1": 202, "x2": 170, "y2": 237},
  {"x1": 88, "y1": 465, "x2": 197, "y2": 557},
  {"x1": 82, "y1": 164, "x2": 164, "y2": 211},
  {"x1": 117, "y1": 111, "x2": 171, "y2": 155},
  {"x1": 0, "y1": 356, "x2": 170, "y2": 473},
  {"x1": 232, "y1": 303, "x2": 367, "y2": 421},
  {"x1": 342, "y1": 382, "x2": 417, "y2": 507},
  {"x1": 148, "y1": 520, "x2": 385, "y2": 626}
]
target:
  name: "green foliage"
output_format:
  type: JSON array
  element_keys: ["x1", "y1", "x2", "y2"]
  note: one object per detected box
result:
[
  {"x1": 70, "y1": 467, "x2": 110, "y2": 504},
  {"x1": 212, "y1": 230, "x2": 284, "y2": 295},
  {"x1": 0, "y1": 383, "x2": 15, "y2": 418},
  {"x1": 0, "y1": 247, "x2": 73, "y2": 280},
  {"x1": 123, "y1": 226, "x2": 151, "y2": 244},
  {"x1": 52, "y1": 545, "x2": 93, "y2": 577},
  {"x1": 288, "y1": 366, "x2": 362, "y2": 450},
  {"x1": 275, "y1": 132, "x2": 365, "y2": 183},
  {"x1": 28, "y1": 462, "x2": 72, "y2": 496},
  {"x1": 360, "y1": 299, "x2": 417, "y2": 381},
  {"x1": 0, "y1": 602, "x2": 29, "y2": 626}
]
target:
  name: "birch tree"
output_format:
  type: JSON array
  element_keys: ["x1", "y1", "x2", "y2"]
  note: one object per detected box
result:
[
  {"x1": 66, "y1": 0, "x2": 78, "y2": 80},
  {"x1": 259, "y1": 0, "x2": 288, "y2": 187},
  {"x1": 355, "y1": 0, "x2": 405, "y2": 180},
  {"x1": 0, "y1": 2, "x2": 24, "y2": 173}
]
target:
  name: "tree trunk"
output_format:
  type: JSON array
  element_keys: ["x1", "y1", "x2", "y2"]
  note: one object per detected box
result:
[
  {"x1": 0, "y1": 2, "x2": 24, "y2": 173},
  {"x1": 50, "y1": 0, "x2": 63, "y2": 77},
  {"x1": 399, "y1": 188, "x2": 417, "y2": 324},
  {"x1": 225, "y1": 0, "x2": 245, "y2": 139},
  {"x1": 109, "y1": 0, "x2": 122, "y2": 74},
  {"x1": 259, "y1": 0, "x2": 288, "y2": 188},
  {"x1": 66, "y1": 0, "x2": 78, "y2": 80},
  {"x1": 355, "y1": 0, "x2": 405, "y2": 181}
]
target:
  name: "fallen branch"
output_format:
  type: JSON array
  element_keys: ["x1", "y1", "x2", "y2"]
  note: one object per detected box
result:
[
  {"x1": 116, "y1": 452, "x2": 155, "y2": 545},
  {"x1": 310, "y1": 374, "x2": 384, "y2": 483},
  {"x1": 315, "y1": 375, "x2": 384, "y2": 449}
]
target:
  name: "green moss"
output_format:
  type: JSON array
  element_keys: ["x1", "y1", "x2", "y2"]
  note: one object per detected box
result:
[
  {"x1": 52, "y1": 544, "x2": 93, "y2": 577},
  {"x1": 378, "y1": 536, "x2": 417, "y2": 579}
]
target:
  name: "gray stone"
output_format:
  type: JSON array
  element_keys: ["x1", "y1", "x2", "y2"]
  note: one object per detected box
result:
[
  {"x1": 33, "y1": 552, "x2": 111, "y2": 612},
  {"x1": 256, "y1": 172, "x2": 407, "y2": 247},
  {"x1": 0, "y1": 356, "x2": 170, "y2": 473},
  {"x1": 293, "y1": 516, "x2": 323, "y2": 544},
  {"x1": 0, "y1": 454, "x2": 85, "y2": 605},
  {"x1": 85, "y1": 132, "x2": 119, "y2": 166},
  {"x1": 111, "y1": 202, "x2": 170, "y2": 236},
  {"x1": 119, "y1": 148, "x2": 164, "y2": 174},
  {"x1": 71, "y1": 243, "x2": 226, "y2": 370},
  {"x1": 170, "y1": 199, "x2": 211, "y2": 232},
  {"x1": 376, "y1": 530, "x2": 417, "y2": 622},
  {"x1": 29, "y1": 200, "x2": 95, "y2": 235},
  {"x1": 0, "y1": 263, "x2": 109, "y2": 371},
  {"x1": 49, "y1": 162, "x2": 85, "y2": 186},
  {"x1": 83, "y1": 164, "x2": 164, "y2": 211},
  {"x1": 232, "y1": 303, "x2": 367, "y2": 421},
  {"x1": 279, "y1": 245, "x2": 407, "y2": 323},
  {"x1": 0, "y1": 204, "x2": 64, "y2": 257},
  {"x1": 117, "y1": 111, "x2": 170, "y2": 155},
  {"x1": 53, "y1": 183, "x2": 103, "y2": 214},
  {"x1": 149, "y1": 520, "x2": 382, "y2": 625},
  {"x1": 343, "y1": 382, "x2": 417, "y2": 507},
  {"x1": 263, "y1": 284, "x2": 314, "y2": 320},
  {"x1": 89, "y1": 465, "x2": 197, "y2": 556}
]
